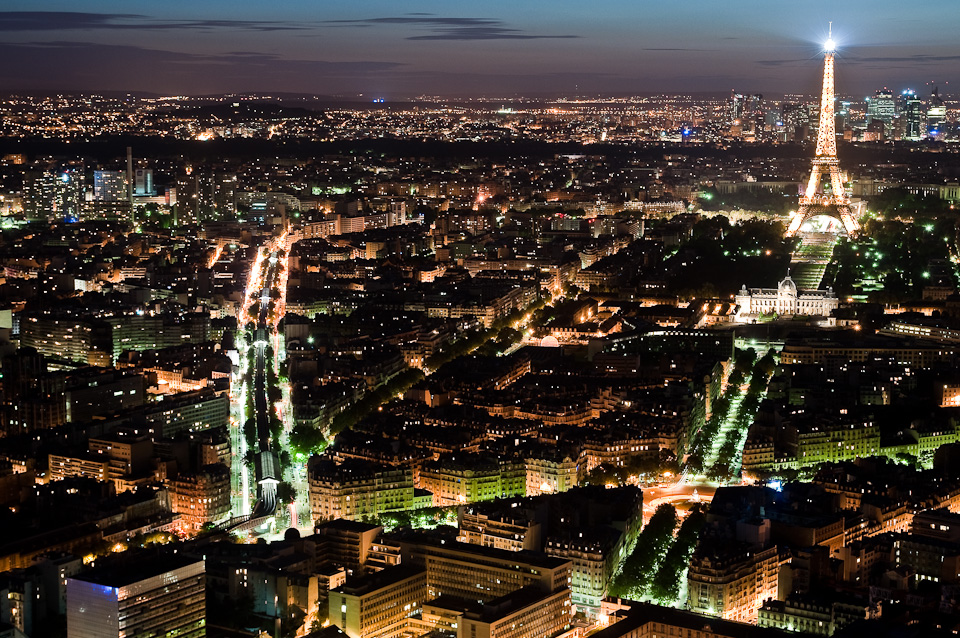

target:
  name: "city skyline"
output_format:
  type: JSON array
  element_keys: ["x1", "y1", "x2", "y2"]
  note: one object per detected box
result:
[{"x1": 0, "y1": 1, "x2": 958, "y2": 97}]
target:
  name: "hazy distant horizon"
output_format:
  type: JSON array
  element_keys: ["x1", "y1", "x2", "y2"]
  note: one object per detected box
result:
[{"x1": 1, "y1": 2, "x2": 957, "y2": 98}]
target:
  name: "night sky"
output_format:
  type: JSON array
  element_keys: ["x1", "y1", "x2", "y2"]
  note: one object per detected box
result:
[{"x1": 1, "y1": 0, "x2": 958, "y2": 98}]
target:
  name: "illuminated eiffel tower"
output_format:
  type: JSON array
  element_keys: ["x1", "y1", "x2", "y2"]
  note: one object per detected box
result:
[{"x1": 786, "y1": 25, "x2": 859, "y2": 236}]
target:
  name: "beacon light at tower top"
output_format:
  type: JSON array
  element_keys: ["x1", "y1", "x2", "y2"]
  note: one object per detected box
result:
[{"x1": 823, "y1": 21, "x2": 836, "y2": 53}]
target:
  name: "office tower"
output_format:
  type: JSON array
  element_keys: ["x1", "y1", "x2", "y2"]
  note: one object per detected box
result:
[
  {"x1": 93, "y1": 171, "x2": 128, "y2": 202},
  {"x1": 133, "y1": 168, "x2": 154, "y2": 196},
  {"x1": 66, "y1": 555, "x2": 205, "y2": 638},
  {"x1": 177, "y1": 167, "x2": 216, "y2": 225},
  {"x1": 927, "y1": 86, "x2": 947, "y2": 136},
  {"x1": 747, "y1": 93, "x2": 765, "y2": 131},
  {"x1": 23, "y1": 169, "x2": 84, "y2": 221},
  {"x1": 899, "y1": 89, "x2": 924, "y2": 141},
  {"x1": 729, "y1": 91, "x2": 745, "y2": 125},
  {"x1": 213, "y1": 172, "x2": 238, "y2": 217},
  {"x1": 865, "y1": 88, "x2": 895, "y2": 135},
  {"x1": 780, "y1": 102, "x2": 807, "y2": 142}
]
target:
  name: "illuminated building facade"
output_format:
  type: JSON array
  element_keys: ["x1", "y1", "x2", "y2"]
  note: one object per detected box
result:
[
  {"x1": 758, "y1": 597, "x2": 869, "y2": 635},
  {"x1": 133, "y1": 168, "x2": 154, "y2": 196},
  {"x1": 168, "y1": 463, "x2": 231, "y2": 531},
  {"x1": 23, "y1": 169, "x2": 84, "y2": 221},
  {"x1": 419, "y1": 455, "x2": 525, "y2": 507},
  {"x1": 545, "y1": 532, "x2": 623, "y2": 612},
  {"x1": 927, "y1": 87, "x2": 947, "y2": 136},
  {"x1": 66, "y1": 556, "x2": 205, "y2": 638},
  {"x1": 899, "y1": 89, "x2": 924, "y2": 141},
  {"x1": 525, "y1": 455, "x2": 580, "y2": 496},
  {"x1": 735, "y1": 276, "x2": 838, "y2": 320},
  {"x1": 411, "y1": 541, "x2": 571, "y2": 603},
  {"x1": 865, "y1": 88, "x2": 895, "y2": 133},
  {"x1": 457, "y1": 510, "x2": 542, "y2": 552},
  {"x1": 309, "y1": 460, "x2": 415, "y2": 523},
  {"x1": 92, "y1": 171, "x2": 128, "y2": 202},
  {"x1": 328, "y1": 565, "x2": 426, "y2": 638},
  {"x1": 686, "y1": 545, "x2": 781, "y2": 623},
  {"x1": 458, "y1": 586, "x2": 573, "y2": 638}
]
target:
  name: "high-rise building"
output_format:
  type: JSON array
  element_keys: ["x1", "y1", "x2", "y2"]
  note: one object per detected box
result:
[
  {"x1": 23, "y1": 169, "x2": 84, "y2": 221},
  {"x1": 0, "y1": 348, "x2": 67, "y2": 434},
  {"x1": 780, "y1": 102, "x2": 807, "y2": 142},
  {"x1": 93, "y1": 171, "x2": 128, "y2": 202},
  {"x1": 747, "y1": 93, "x2": 765, "y2": 136},
  {"x1": 66, "y1": 555, "x2": 205, "y2": 638},
  {"x1": 927, "y1": 86, "x2": 947, "y2": 136},
  {"x1": 729, "y1": 91, "x2": 745, "y2": 125},
  {"x1": 176, "y1": 167, "x2": 216, "y2": 224},
  {"x1": 133, "y1": 168, "x2": 154, "y2": 196},
  {"x1": 899, "y1": 89, "x2": 924, "y2": 141},
  {"x1": 865, "y1": 88, "x2": 895, "y2": 135}
]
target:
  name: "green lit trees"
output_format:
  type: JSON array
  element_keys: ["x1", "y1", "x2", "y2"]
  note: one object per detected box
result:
[
  {"x1": 650, "y1": 507, "x2": 707, "y2": 604},
  {"x1": 609, "y1": 503, "x2": 678, "y2": 600}
]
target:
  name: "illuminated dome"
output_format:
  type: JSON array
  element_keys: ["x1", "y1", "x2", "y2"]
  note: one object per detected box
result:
[
  {"x1": 540, "y1": 335, "x2": 560, "y2": 348},
  {"x1": 778, "y1": 276, "x2": 797, "y2": 295}
]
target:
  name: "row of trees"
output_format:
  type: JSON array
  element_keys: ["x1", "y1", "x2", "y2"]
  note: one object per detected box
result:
[
  {"x1": 706, "y1": 351, "x2": 776, "y2": 482},
  {"x1": 608, "y1": 503, "x2": 708, "y2": 606},
  {"x1": 373, "y1": 505, "x2": 459, "y2": 531},
  {"x1": 648, "y1": 507, "x2": 707, "y2": 604},
  {"x1": 326, "y1": 291, "x2": 559, "y2": 439},
  {"x1": 425, "y1": 295, "x2": 549, "y2": 371},
  {"x1": 608, "y1": 504, "x2": 678, "y2": 599},
  {"x1": 685, "y1": 348, "x2": 758, "y2": 474},
  {"x1": 329, "y1": 368, "x2": 425, "y2": 434}
]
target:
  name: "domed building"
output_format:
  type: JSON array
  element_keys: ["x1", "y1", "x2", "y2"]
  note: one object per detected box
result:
[{"x1": 734, "y1": 274, "x2": 838, "y2": 320}]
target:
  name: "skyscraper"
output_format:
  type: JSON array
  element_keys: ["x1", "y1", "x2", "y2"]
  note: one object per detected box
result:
[
  {"x1": 899, "y1": 89, "x2": 924, "y2": 141},
  {"x1": 133, "y1": 168, "x2": 154, "y2": 196},
  {"x1": 729, "y1": 91, "x2": 745, "y2": 125},
  {"x1": 927, "y1": 86, "x2": 947, "y2": 136},
  {"x1": 93, "y1": 171, "x2": 128, "y2": 202},
  {"x1": 23, "y1": 169, "x2": 84, "y2": 222},
  {"x1": 865, "y1": 88, "x2": 895, "y2": 136}
]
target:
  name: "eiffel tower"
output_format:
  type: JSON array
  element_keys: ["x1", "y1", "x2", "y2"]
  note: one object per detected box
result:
[{"x1": 786, "y1": 25, "x2": 859, "y2": 236}]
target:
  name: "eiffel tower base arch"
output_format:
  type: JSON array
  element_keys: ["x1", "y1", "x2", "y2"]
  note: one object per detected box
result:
[{"x1": 786, "y1": 203, "x2": 859, "y2": 237}]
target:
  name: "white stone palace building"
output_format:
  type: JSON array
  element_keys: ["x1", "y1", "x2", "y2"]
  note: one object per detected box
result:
[{"x1": 735, "y1": 275, "x2": 838, "y2": 321}]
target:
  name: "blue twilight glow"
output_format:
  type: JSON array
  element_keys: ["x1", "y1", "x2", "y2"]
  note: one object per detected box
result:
[{"x1": 0, "y1": 1, "x2": 957, "y2": 95}]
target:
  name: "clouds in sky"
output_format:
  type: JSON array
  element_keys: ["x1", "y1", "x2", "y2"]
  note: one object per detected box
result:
[
  {"x1": 329, "y1": 15, "x2": 578, "y2": 40},
  {"x1": 0, "y1": 6, "x2": 956, "y2": 96},
  {"x1": 0, "y1": 11, "x2": 309, "y2": 32}
]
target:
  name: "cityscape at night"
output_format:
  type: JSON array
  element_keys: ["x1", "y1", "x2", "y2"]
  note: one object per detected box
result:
[{"x1": 2, "y1": 3, "x2": 960, "y2": 638}]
